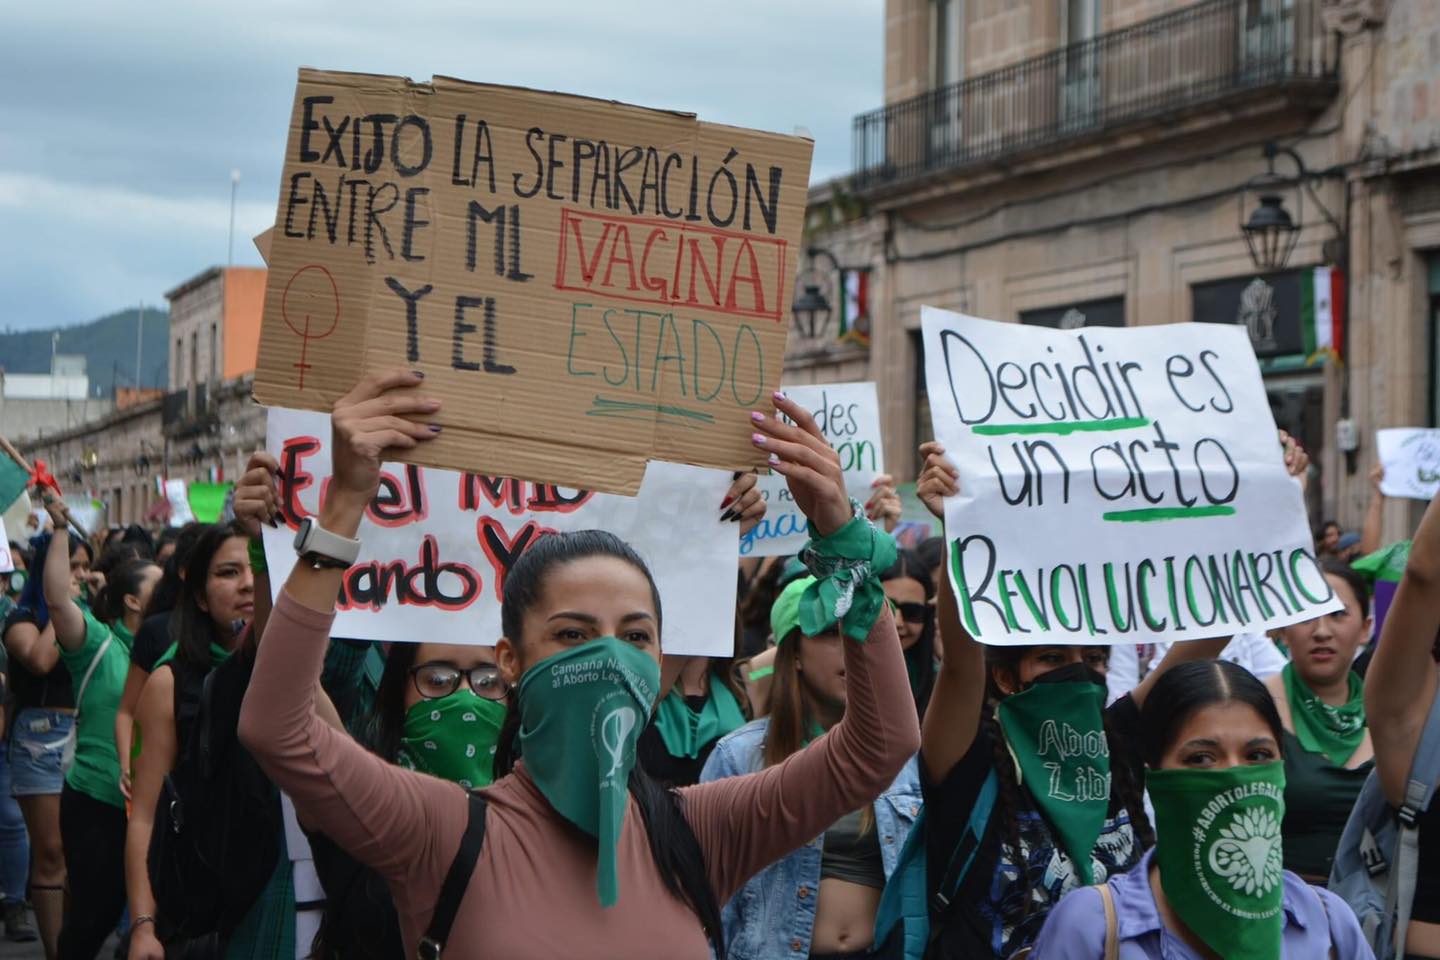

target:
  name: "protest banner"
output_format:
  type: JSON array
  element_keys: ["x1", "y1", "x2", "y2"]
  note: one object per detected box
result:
[
  {"x1": 260, "y1": 408, "x2": 738, "y2": 655},
  {"x1": 922, "y1": 308, "x2": 1338, "y2": 646},
  {"x1": 1377, "y1": 428, "x2": 1440, "y2": 500},
  {"x1": 165, "y1": 480, "x2": 195, "y2": 527},
  {"x1": 740, "y1": 381, "x2": 883, "y2": 556},
  {"x1": 253, "y1": 69, "x2": 813, "y2": 495},
  {"x1": 0, "y1": 518, "x2": 12, "y2": 574}
]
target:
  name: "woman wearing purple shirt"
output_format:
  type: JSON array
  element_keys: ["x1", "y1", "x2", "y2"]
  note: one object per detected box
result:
[{"x1": 1031, "y1": 660, "x2": 1371, "y2": 960}]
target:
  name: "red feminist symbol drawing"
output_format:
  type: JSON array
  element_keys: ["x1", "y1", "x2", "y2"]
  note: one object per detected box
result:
[{"x1": 281, "y1": 265, "x2": 341, "y2": 390}]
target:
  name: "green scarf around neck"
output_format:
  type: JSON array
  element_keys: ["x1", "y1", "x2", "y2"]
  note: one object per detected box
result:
[
  {"x1": 1282, "y1": 661, "x2": 1365, "y2": 767},
  {"x1": 653, "y1": 673, "x2": 746, "y2": 760}
]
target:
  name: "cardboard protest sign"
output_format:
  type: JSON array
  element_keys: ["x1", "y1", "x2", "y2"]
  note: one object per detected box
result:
[
  {"x1": 922, "y1": 308, "x2": 1338, "y2": 646},
  {"x1": 260, "y1": 408, "x2": 738, "y2": 655},
  {"x1": 1377, "y1": 428, "x2": 1440, "y2": 500},
  {"x1": 253, "y1": 69, "x2": 812, "y2": 495},
  {"x1": 741, "y1": 381, "x2": 883, "y2": 556}
]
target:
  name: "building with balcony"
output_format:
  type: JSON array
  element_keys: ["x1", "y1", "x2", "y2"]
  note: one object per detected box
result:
[{"x1": 793, "y1": 0, "x2": 1440, "y2": 537}]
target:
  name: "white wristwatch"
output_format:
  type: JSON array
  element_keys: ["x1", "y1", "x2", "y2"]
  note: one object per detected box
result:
[{"x1": 293, "y1": 516, "x2": 361, "y2": 570}]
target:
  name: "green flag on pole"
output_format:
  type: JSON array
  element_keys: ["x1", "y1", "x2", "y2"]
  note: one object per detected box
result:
[{"x1": 0, "y1": 456, "x2": 28, "y2": 515}]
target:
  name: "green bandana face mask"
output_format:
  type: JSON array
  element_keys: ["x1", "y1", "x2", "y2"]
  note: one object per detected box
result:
[
  {"x1": 396, "y1": 690, "x2": 506, "y2": 790},
  {"x1": 517, "y1": 637, "x2": 660, "y2": 907},
  {"x1": 995, "y1": 662, "x2": 1110, "y2": 884},
  {"x1": 1281, "y1": 662, "x2": 1365, "y2": 767},
  {"x1": 1147, "y1": 761, "x2": 1286, "y2": 960}
]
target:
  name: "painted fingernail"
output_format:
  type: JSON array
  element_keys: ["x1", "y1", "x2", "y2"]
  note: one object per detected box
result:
[
  {"x1": 732, "y1": 470, "x2": 743, "y2": 480},
  {"x1": 750, "y1": 411, "x2": 764, "y2": 423},
  {"x1": 720, "y1": 495, "x2": 735, "y2": 508},
  {"x1": 772, "y1": 391, "x2": 786, "y2": 402},
  {"x1": 751, "y1": 433, "x2": 766, "y2": 445},
  {"x1": 730, "y1": 513, "x2": 742, "y2": 523},
  {"x1": 429, "y1": 424, "x2": 443, "y2": 433},
  {"x1": 768, "y1": 453, "x2": 780, "y2": 465},
  {"x1": 268, "y1": 515, "x2": 280, "y2": 528},
  {"x1": 411, "y1": 370, "x2": 426, "y2": 379},
  {"x1": 720, "y1": 509, "x2": 737, "y2": 522}
]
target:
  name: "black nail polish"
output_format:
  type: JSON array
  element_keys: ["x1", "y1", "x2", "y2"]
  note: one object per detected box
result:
[
  {"x1": 268, "y1": 515, "x2": 280, "y2": 528},
  {"x1": 429, "y1": 424, "x2": 443, "y2": 433},
  {"x1": 412, "y1": 370, "x2": 426, "y2": 379},
  {"x1": 720, "y1": 509, "x2": 737, "y2": 523}
]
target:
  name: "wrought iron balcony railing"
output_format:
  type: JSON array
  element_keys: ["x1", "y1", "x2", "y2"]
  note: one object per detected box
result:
[{"x1": 852, "y1": 0, "x2": 1336, "y2": 193}]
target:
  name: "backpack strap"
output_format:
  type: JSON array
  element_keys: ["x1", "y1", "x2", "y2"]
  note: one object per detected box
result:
[
  {"x1": 1388, "y1": 689, "x2": 1440, "y2": 957},
  {"x1": 416, "y1": 792, "x2": 488, "y2": 960},
  {"x1": 1096, "y1": 883, "x2": 1118, "y2": 960},
  {"x1": 73, "y1": 631, "x2": 113, "y2": 719},
  {"x1": 931, "y1": 768, "x2": 998, "y2": 914}
]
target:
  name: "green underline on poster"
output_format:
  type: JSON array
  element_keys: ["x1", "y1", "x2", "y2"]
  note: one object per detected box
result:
[
  {"x1": 972, "y1": 417, "x2": 1151, "y2": 437},
  {"x1": 1102, "y1": 505, "x2": 1238, "y2": 523},
  {"x1": 587, "y1": 395, "x2": 716, "y2": 425}
]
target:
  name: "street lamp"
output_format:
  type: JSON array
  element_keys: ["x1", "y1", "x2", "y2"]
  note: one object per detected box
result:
[
  {"x1": 1239, "y1": 142, "x2": 1344, "y2": 272},
  {"x1": 791, "y1": 283, "x2": 832, "y2": 339}
]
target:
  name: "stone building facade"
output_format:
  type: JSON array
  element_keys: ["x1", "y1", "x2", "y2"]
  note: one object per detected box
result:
[{"x1": 792, "y1": 0, "x2": 1440, "y2": 538}]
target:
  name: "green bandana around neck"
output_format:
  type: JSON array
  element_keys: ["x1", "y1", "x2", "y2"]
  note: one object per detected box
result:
[
  {"x1": 653, "y1": 673, "x2": 746, "y2": 760},
  {"x1": 396, "y1": 690, "x2": 506, "y2": 790},
  {"x1": 517, "y1": 637, "x2": 660, "y2": 907},
  {"x1": 994, "y1": 664, "x2": 1110, "y2": 884},
  {"x1": 1282, "y1": 662, "x2": 1365, "y2": 767},
  {"x1": 1146, "y1": 761, "x2": 1287, "y2": 960}
]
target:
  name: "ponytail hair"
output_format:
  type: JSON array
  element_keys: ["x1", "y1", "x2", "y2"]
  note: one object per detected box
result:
[{"x1": 92, "y1": 559, "x2": 159, "y2": 628}]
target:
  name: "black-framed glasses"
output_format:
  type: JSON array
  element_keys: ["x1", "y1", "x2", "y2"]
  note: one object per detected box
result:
[
  {"x1": 888, "y1": 600, "x2": 934, "y2": 625},
  {"x1": 408, "y1": 661, "x2": 508, "y2": 701}
]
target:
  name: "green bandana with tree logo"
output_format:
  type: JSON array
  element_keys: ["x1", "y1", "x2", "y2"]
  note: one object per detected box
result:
[
  {"x1": 995, "y1": 664, "x2": 1111, "y2": 884},
  {"x1": 396, "y1": 690, "x2": 507, "y2": 790},
  {"x1": 517, "y1": 637, "x2": 660, "y2": 907},
  {"x1": 1147, "y1": 761, "x2": 1287, "y2": 960}
]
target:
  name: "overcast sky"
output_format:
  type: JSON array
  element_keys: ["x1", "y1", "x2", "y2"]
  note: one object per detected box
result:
[{"x1": 0, "y1": 1, "x2": 881, "y2": 332}]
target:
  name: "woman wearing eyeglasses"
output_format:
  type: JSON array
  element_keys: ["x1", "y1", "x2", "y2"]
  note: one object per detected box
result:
[
  {"x1": 881, "y1": 550, "x2": 935, "y2": 717},
  {"x1": 308, "y1": 643, "x2": 511, "y2": 960}
]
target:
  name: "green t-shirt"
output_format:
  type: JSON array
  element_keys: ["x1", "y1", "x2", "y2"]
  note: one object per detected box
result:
[{"x1": 59, "y1": 608, "x2": 133, "y2": 809}]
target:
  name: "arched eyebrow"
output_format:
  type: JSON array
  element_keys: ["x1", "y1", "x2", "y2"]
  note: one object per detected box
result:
[{"x1": 546, "y1": 611, "x2": 655, "y2": 624}]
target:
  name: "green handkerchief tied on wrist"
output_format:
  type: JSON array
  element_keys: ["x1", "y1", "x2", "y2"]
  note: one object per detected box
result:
[
  {"x1": 1147, "y1": 761, "x2": 1287, "y2": 960},
  {"x1": 798, "y1": 505, "x2": 898, "y2": 642},
  {"x1": 396, "y1": 690, "x2": 506, "y2": 790},
  {"x1": 516, "y1": 637, "x2": 660, "y2": 907}
]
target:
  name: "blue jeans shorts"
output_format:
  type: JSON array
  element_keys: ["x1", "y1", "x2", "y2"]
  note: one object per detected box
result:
[{"x1": 8, "y1": 709, "x2": 74, "y2": 797}]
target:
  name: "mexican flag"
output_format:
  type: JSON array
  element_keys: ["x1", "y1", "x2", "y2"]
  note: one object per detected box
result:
[
  {"x1": 1300, "y1": 265, "x2": 1344, "y2": 360},
  {"x1": 838, "y1": 269, "x2": 870, "y2": 346}
]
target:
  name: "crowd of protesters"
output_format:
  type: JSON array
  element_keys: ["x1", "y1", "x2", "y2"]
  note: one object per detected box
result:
[{"x1": 0, "y1": 369, "x2": 1433, "y2": 960}]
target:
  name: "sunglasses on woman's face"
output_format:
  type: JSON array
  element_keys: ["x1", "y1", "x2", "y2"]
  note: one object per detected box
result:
[
  {"x1": 409, "y1": 661, "x2": 508, "y2": 701},
  {"x1": 887, "y1": 600, "x2": 933, "y2": 625}
]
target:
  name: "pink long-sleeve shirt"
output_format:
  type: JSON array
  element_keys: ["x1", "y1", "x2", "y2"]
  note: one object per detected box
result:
[{"x1": 238, "y1": 592, "x2": 920, "y2": 959}]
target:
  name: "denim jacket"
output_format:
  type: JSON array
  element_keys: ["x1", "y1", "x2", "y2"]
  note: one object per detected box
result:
[{"x1": 700, "y1": 718, "x2": 923, "y2": 960}]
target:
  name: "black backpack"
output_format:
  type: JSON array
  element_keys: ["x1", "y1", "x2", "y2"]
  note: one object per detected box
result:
[{"x1": 147, "y1": 652, "x2": 282, "y2": 945}]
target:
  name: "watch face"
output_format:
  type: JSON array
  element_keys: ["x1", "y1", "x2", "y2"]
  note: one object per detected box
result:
[{"x1": 293, "y1": 516, "x2": 314, "y2": 552}]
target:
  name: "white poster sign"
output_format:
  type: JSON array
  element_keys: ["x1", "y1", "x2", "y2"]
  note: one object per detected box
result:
[
  {"x1": 261, "y1": 409, "x2": 738, "y2": 656},
  {"x1": 0, "y1": 518, "x2": 13, "y2": 574},
  {"x1": 922, "y1": 308, "x2": 1338, "y2": 646},
  {"x1": 165, "y1": 480, "x2": 195, "y2": 527},
  {"x1": 1377, "y1": 428, "x2": 1440, "y2": 501},
  {"x1": 67, "y1": 498, "x2": 105, "y2": 537},
  {"x1": 740, "y1": 381, "x2": 884, "y2": 557}
]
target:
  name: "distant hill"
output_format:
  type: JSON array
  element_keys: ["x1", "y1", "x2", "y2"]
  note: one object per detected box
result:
[{"x1": 0, "y1": 307, "x2": 170, "y2": 393}]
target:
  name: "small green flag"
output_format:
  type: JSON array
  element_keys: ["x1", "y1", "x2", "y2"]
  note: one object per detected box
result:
[
  {"x1": 187, "y1": 482, "x2": 234, "y2": 524},
  {"x1": 0, "y1": 456, "x2": 28, "y2": 515}
]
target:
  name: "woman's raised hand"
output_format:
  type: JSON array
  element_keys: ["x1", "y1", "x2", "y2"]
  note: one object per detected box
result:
[
  {"x1": 233, "y1": 451, "x2": 280, "y2": 539},
  {"x1": 916, "y1": 441, "x2": 959, "y2": 521},
  {"x1": 326, "y1": 370, "x2": 441, "y2": 532},
  {"x1": 865, "y1": 475, "x2": 902, "y2": 533},
  {"x1": 721, "y1": 471, "x2": 767, "y2": 537},
  {"x1": 750, "y1": 393, "x2": 851, "y2": 537}
]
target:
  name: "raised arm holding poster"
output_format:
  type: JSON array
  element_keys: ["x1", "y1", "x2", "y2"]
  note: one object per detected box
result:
[
  {"x1": 922, "y1": 307, "x2": 1338, "y2": 646},
  {"x1": 253, "y1": 69, "x2": 812, "y2": 495},
  {"x1": 259, "y1": 408, "x2": 738, "y2": 656},
  {"x1": 741, "y1": 380, "x2": 883, "y2": 556}
]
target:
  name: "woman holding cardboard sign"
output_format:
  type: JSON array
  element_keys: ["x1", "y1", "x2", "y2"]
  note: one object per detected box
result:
[
  {"x1": 237, "y1": 369, "x2": 920, "y2": 959},
  {"x1": 904, "y1": 435, "x2": 1308, "y2": 960}
]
